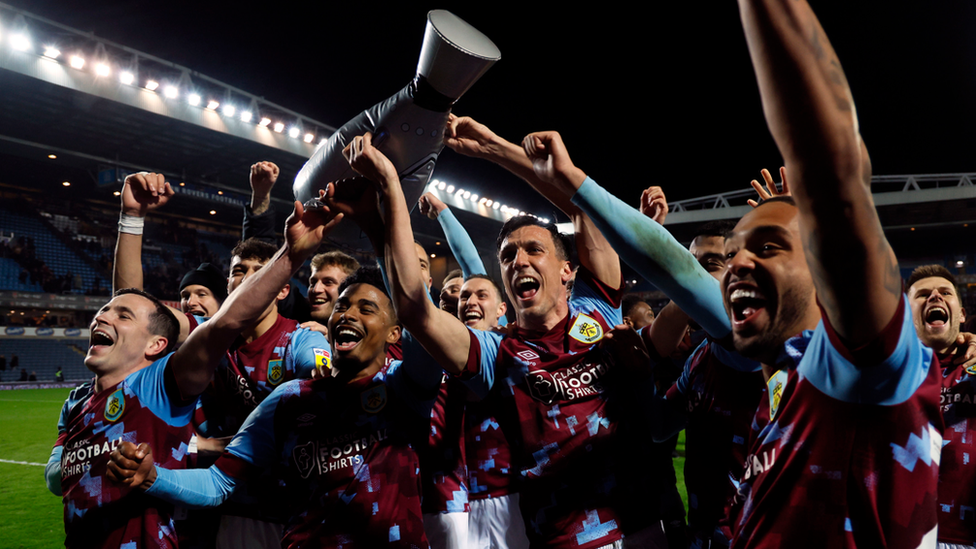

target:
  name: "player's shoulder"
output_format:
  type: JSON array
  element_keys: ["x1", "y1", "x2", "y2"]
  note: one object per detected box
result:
[{"x1": 64, "y1": 380, "x2": 95, "y2": 410}]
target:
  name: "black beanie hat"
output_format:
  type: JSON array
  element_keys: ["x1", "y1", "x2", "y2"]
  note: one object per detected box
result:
[{"x1": 179, "y1": 263, "x2": 227, "y2": 303}]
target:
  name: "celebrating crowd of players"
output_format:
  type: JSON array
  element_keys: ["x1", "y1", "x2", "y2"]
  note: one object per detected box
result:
[{"x1": 42, "y1": 1, "x2": 976, "y2": 548}]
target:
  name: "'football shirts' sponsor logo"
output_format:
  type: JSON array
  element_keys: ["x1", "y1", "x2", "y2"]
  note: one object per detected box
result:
[
  {"x1": 526, "y1": 360, "x2": 610, "y2": 405},
  {"x1": 314, "y1": 348, "x2": 331, "y2": 370},
  {"x1": 268, "y1": 359, "x2": 284, "y2": 386},
  {"x1": 291, "y1": 428, "x2": 388, "y2": 478},
  {"x1": 569, "y1": 313, "x2": 604, "y2": 344},
  {"x1": 767, "y1": 369, "x2": 787, "y2": 420},
  {"x1": 361, "y1": 385, "x2": 387, "y2": 413},
  {"x1": 104, "y1": 389, "x2": 125, "y2": 422}
]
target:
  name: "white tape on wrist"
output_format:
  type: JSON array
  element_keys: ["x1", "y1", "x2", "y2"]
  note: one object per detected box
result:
[{"x1": 119, "y1": 213, "x2": 145, "y2": 235}]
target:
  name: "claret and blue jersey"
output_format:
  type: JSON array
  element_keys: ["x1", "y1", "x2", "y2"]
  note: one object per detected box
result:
[
  {"x1": 730, "y1": 296, "x2": 942, "y2": 549},
  {"x1": 462, "y1": 267, "x2": 659, "y2": 549},
  {"x1": 53, "y1": 354, "x2": 195, "y2": 549}
]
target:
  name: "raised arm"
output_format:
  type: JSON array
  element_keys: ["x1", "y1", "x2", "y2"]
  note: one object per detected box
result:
[
  {"x1": 739, "y1": 0, "x2": 896, "y2": 345},
  {"x1": 445, "y1": 116, "x2": 620, "y2": 286},
  {"x1": 168, "y1": 199, "x2": 342, "y2": 397},
  {"x1": 113, "y1": 173, "x2": 174, "y2": 293},
  {"x1": 344, "y1": 133, "x2": 472, "y2": 374},
  {"x1": 242, "y1": 161, "x2": 280, "y2": 245},
  {"x1": 419, "y1": 192, "x2": 487, "y2": 277}
]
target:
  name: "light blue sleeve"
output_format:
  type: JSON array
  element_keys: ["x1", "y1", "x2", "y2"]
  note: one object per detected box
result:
[
  {"x1": 224, "y1": 381, "x2": 291, "y2": 468},
  {"x1": 146, "y1": 465, "x2": 239, "y2": 508},
  {"x1": 460, "y1": 328, "x2": 504, "y2": 399},
  {"x1": 570, "y1": 177, "x2": 730, "y2": 339},
  {"x1": 571, "y1": 271, "x2": 623, "y2": 327},
  {"x1": 128, "y1": 353, "x2": 197, "y2": 427},
  {"x1": 287, "y1": 328, "x2": 331, "y2": 378},
  {"x1": 45, "y1": 446, "x2": 62, "y2": 496},
  {"x1": 798, "y1": 295, "x2": 932, "y2": 405},
  {"x1": 437, "y1": 208, "x2": 486, "y2": 278}
]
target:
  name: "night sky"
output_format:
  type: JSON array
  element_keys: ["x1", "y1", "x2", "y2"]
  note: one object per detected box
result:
[{"x1": 9, "y1": 1, "x2": 976, "y2": 217}]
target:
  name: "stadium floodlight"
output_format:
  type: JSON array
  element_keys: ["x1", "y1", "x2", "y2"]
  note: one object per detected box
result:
[
  {"x1": 455, "y1": 188, "x2": 465, "y2": 197},
  {"x1": 145, "y1": 80, "x2": 159, "y2": 91},
  {"x1": 209, "y1": 210, "x2": 216, "y2": 215},
  {"x1": 288, "y1": 127, "x2": 300, "y2": 138},
  {"x1": 95, "y1": 63, "x2": 110, "y2": 77},
  {"x1": 445, "y1": 184, "x2": 455, "y2": 193},
  {"x1": 479, "y1": 197, "x2": 487, "y2": 205},
  {"x1": 43, "y1": 46, "x2": 60, "y2": 59},
  {"x1": 61, "y1": 181, "x2": 70, "y2": 187},
  {"x1": 240, "y1": 111, "x2": 253, "y2": 122},
  {"x1": 119, "y1": 71, "x2": 134, "y2": 85},
  {"x1": 69, "y1": 55, "x2": 85, "y2": 70},
  {"x1": 319, "y1": 137, "x2": 327, "y2": 145},
  {"x1": 11, "y1": 34, "x2": 30, "y2": 52},
  {"x1": 485, "y1": 199, "x2": 493, "y2": 207},
  {"x1": 438, "y1": 181, "x2": 446, "y2": 190},
  {"x1": 206, "y1": 100, "x2": 219, "y2": 110},
  {"x1": 188, "y1": 94, "x2": 201, "y2": 106},
  {"x1": 273, "y1": 122, "x2": 284, "y2": 133},
  {"x1": 470, "y1": 193, "x2": 478, "y2": 201},
  {"x1": 222, "y1": 105, "x2": 236, "y2": 117},
  {"x1": 541, "y1": 218, "x2": 550, "y2": 224},
  {"x1": 304, "y1": 133, "x2": 314, "y2": 143},
  {"x1": 259, "y1": 117, "x2": 272, "y2": 127},
  {"x1": 462, "y1": 190, "x2": 471, "y2": 199},
  {"x1": 163, "y1": 86, "x2": 178, "y2": 99}
]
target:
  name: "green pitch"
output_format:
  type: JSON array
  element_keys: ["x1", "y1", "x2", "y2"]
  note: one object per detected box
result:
[
  {"x1": 0, "y1": 388, "x2": 689, "y2": 547},
  {"x1": 0, "y1": 388, "x2": 70, "y2": 549}
]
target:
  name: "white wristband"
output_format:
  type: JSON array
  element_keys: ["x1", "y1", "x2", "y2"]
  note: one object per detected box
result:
[{"x1": 119, "y1": 213, "x2": 145, "y2": 235}]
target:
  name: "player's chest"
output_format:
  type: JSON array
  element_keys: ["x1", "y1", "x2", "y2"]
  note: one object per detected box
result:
[
  {"x1": 942, "y1": 367, "x2": 976, "y2": 420},
  {"x1": 285, "y1": 384, "x2": 412, "y2": 473},
  {"x1": 61, "y1": 389, "x2": 148, "y2": 484}
]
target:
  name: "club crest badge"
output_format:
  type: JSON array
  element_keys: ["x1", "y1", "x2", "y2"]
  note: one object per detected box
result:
[
  {"x1": 361, "y1": 384, "x2": 387, "y2": 414},
  {"x1": 104, "y1": 388, "x2": 125, "y2": 422},
  {"x1": 268, "y1": 359, "x2": 284, "y2": 386},
  {"x1": 569, "y1": 313, "x2": 604, "y2": 345},
  {"x1": 314, "y1": 348, "x2": 331, "y2": 371},
  {"x1": 293, "y1": 441, "x2": 317, "y2": 479},
  {"x1": 967, "y1": 363, "x2": 976, "y2": 377},
  {"x1": 768, "y1": 369, "x2": 788, "y2": 420}
]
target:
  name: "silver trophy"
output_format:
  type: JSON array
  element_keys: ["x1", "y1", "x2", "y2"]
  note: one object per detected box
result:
[{"x1": 294, "y1": 10, "x2": 500, "y2": 240}]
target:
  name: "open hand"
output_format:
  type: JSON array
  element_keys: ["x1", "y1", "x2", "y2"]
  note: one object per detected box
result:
[
  {"x1": 747, "y1": 166, "x2": 791, "y2": 208},
  {"x1": 285, "y1": 190, "x2": 344, "y2": 258}
]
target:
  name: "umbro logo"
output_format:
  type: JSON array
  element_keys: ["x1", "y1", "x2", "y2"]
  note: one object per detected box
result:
[
  {"x1": 517, "y1": 350, "x2": 540, "y2": 361},
  {"x1": 297, "y1": 413, "x2": 316, "y2": 423}
]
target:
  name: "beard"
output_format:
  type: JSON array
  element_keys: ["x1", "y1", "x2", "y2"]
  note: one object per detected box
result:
[{"x1": 733, "y1": 282, "x2": 812, "y2": 363}]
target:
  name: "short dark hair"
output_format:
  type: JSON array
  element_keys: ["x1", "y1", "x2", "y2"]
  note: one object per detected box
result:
[
  {"x1": 692, "y1": 220, "x2": 736, "y2": 241},
  {"x1": 443, "y1": 269, "x2": 463, "y2": 288},
  {"x1": 311, "y1": 251, "x2": 360, "y2": 276},
  {"x1": 621, "y1": 294, "x2": 650, "y2": 318},
  {"x1": 907, "y1": 265, "x2": 958, "y2": 295},
  {"x1": 463, "y1": 273, "x2": 504, "y2": 302},
  {"x1": 231, "y1": 238, "x2": 278, "y2": 263},
  {"x1": 337, "y1": 265, "x2": 397, "y2": 322},
  {"x1": 496, "y1": 216, "x2": 572, "y2": 263},
  {"x1": 113, "y1": 288, "x2": 179, "y2": 358}
]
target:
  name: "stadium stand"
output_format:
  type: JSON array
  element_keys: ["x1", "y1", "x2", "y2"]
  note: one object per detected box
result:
[{"x1": 0, "y1": 338, "x2": 88, "y2": 382}]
